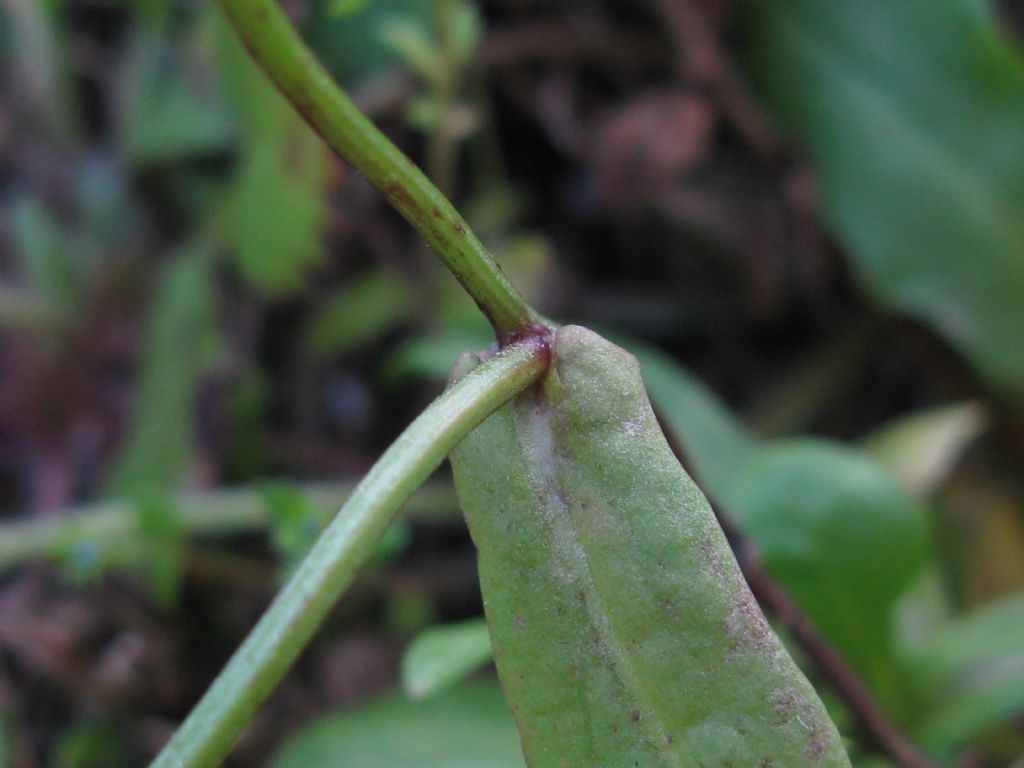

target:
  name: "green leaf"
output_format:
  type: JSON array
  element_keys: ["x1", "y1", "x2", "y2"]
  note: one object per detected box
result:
[
  {"x1": 105, "y1": 245, "x2": 218, "y2": 497},
  {"x1": 11, "y1": 197, "x2": 79, "y2": 319},
  {"x1": 50, "y1": 719, "x2": 130, "y2": 768},
  {"x1": 381, "y1": 328, "x2": 493, "y2": 384},
  {"x1": 218, "y1": 16, "x2": 331, "y2": 296},
  {"x1": 305, "y1": 270, "x2": 417, "y2": 359},
  {"x1": 5, "y1": 0, "x2": 74, "y2": 141},
  {"x1": 328, "y1": 0, "x2": 369, "y2": 18},
  {"x1": 264, "y1": 483, "x2": 323, "y2": 563},
  {"x1": 401, "y1": 618, "x2": 493, "y2": 700},
  {"x1": 742, "y1": 0, "x2": 1024, "y2": 391},
  {"x1": 907, "y1": 590, "x2": 1024, "y2": 753},
  {"x1": 447, "y1": 2, "x2": 483, "y2": 67},
  {"x1": 451, "y1": 326, "x2": 849, "y2": 767},
  {"x1": 378, "y1": 16, "x2": 446, "y2": 87},
  {"x1": 136, "y1": 496, "x2": 187, "y2": 608},
  {"x1": 617, "y1": 341, "x2": 934, "y2": 712},
  {"x1": 118, "y1": 11, "x2": 235, "y2": 165},
  {"x1": 631, "y1": 341, "x2": 760, "y2": 500},
  {"x1": 272, "y1": 682, "x2": 525, "y2": 768},
  {"x1": 304, "y1": 0, "x2": 435, "y2": 87},
  {"x1": 862, "y1": 402, "x2": 988, "y2": 495},
  {"x1": 722, "y1": 440, "x2": 930, "y2": 714}
]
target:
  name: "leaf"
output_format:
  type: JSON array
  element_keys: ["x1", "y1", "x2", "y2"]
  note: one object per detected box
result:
[
  {"x1": 863, "y1": 402, "x2": 988, "y2": 495},
  {"x1": 451, "y1": 326, "x2": 849, "y2": 767},
  {"x1": 742, "y1": 0, "x2": 1024, "y2": 391},
  {"x1": 5, "y1": 0, "x2": 74, "y2": 141},
  {"x1": 136, "y1": 496, "x2": 187, "y2": 608},
  {"x1": 303, "y1": 0, "x2": 435, "y2": 87},
  {"x1": 50, "y1": 719, "x2": 130, "y2": 768},
  {"x1": 631, "y1": 341, "x2": 760, "y2": 500},
  {"x1": 304, "y1": 269, "x2": 417, "y2": 359},
  {"x1": 907, "y1": 590, "x2": 1024, "y2": 753},
  {"x1": 378, "y1": 17, "x2": 446, "y2": 87},
  {"x1": 381, "y1": 328, "x2": 493, "y2": 384},
  {"x1": 118, "y1": 10, "x2": 235, "y2": 165},
  {"x1": 271, "y1": 682, "x2": 525, "y2": 768},
  {"x1": 618, "y1": 341, "x2": 933, "y2": 712},
  {"x1": 401, "y1": 618, "x2": 493, "y2": 700},
  {"x1": 264, "y1": 482, "x2": 329, "y2": 579},
  {"x1": 447, "y1": 2, "x2": 483, "y2": 67},
  {"x1": 722, "y1": 440, "x2": 930, "y2": 714},
  {"x1": 11, "y1": 197, "x2": 79, "y2": 319},
  {"x1": 105, "y1": 245, "x2": 218, "y2": 497},
  {"x1": 218, "y1": 16, "x2": 332, "y2": 296}
]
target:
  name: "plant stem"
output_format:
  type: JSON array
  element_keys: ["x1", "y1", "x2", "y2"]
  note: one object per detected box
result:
[
  {"x1": 217, "y1": 0, "x2": 548, "y2": 343},
  {"x1": 427, "y1": 0, "x2": 460, "y2": 198},
  {"x1": 0, "y1": 483, "x2": 458, "y2": 574},
  {"x1": 148, "y1": 339, "x2": 548, "y2": 768}
]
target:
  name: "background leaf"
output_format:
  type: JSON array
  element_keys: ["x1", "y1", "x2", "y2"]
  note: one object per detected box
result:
[
  {"x1": 11, "y1": 197, "x2": 79, "y2": 320},
  {"x1": 105, "y1": 245, "x2": 218, "y2": 497},
  {"x1": 742, "y1": 0, "x2": 1024, "y2": 392},
  {"x1": 218, "y1": 15, "x2": 332, "y2": 296},
  {"x1": 723, "y1": 440, "x2": 930, "y2": 715},
  {"x1": 401, "y1": 618, "x2": 492, "y2": 700},
  {"x1": 118, "y1": 10, "x2": 234, "y2": 166},
  {"x1": 632, "y1": 342, "x2": 760, "y2": 500},
  {"x1": 906, "y1": 591, "x2": 1024, "y2": 754},
  {"x1": 271, "y1": 682, "x2": 525, "y2": 768},
  {"x1": 862, "y1": 402, "x2": 988, "y2": 496},
  {"x1": 303, "y1": 0, "x2": 434, "y2": 87},
  {"x1": 305, "y1": 269, "x2": 417, "y2": 359}
]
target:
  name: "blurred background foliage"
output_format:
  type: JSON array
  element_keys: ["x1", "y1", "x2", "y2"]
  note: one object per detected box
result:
[{"x1": 0, "y1": 0, "x2": 1023, "y2": 766}]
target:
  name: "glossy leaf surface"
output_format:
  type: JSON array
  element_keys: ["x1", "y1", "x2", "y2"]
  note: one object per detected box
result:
[
  {"x1": 451, "y1": 326, "x2": 849, "y2": 767},
  {"x1": 742, "y1": 0, "x2": 1024, "y2": 391}
]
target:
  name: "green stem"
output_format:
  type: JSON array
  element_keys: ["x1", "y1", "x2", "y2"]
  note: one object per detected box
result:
[
  {"x1": 427, "y1": 0, "x2": 459, "y2": 198},
  {"x1": 148, "y1": 339, "x2": 547, "y2": 768},
  {"x1": 218, "y1": 0, "x2": 547, "y2": 342},
  {"x1": 0, "y1": 483, "x2": 458, "y2": 574}
]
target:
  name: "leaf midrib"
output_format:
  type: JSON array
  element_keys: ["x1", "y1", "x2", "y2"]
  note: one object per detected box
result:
[{"x1": 519, "y1": 397, "x2": 684, "y2": 767}]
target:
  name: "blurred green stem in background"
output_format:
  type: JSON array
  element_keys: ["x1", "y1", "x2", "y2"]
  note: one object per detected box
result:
[
  {"x1": 217, "y1": 0, "x2": 548, "y2": 342},
  {"x1": 148, "y1": 339, "x2": 548, "y2": 768},
  {"x1": 0, "y1": 483, "x2": 458, "y2": 574}
]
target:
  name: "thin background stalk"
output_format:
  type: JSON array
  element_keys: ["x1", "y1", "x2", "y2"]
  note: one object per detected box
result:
[{"x1": 0, "y1": 483, "x2": 458, "y2": 573}]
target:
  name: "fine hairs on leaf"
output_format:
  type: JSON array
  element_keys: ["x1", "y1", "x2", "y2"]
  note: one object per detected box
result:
[{"x1": 149, "y1": 1, "x2": 858, "y2": 766}]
